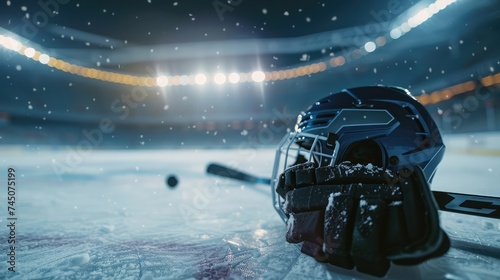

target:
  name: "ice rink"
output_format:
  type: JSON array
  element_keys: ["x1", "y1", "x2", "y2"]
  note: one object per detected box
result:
[
  {"x1": 1, "y1": 0, "x2": 499, "y2": 279},
  {"x1": 0, "y1": 133, "x2": 499, "y2": 280}
]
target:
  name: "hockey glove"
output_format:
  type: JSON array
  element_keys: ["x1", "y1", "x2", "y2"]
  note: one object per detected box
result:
[{"x1": 276, "y1": 162, "x2": 450, "y2": 277}]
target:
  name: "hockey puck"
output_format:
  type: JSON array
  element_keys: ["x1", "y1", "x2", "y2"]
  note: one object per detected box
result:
[{"x1": 166, "y1": 175, "x2": 178, "y2": 188}]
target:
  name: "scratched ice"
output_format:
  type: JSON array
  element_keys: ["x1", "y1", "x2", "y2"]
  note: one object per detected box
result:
[{"x1": 0, "y1": 142, "x2": 499, "y2": 279}]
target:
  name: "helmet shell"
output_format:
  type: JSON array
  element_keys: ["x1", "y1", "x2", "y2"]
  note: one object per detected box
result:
[{"x1": 295, "y1": 85, "x2": 444, "y2": 182}]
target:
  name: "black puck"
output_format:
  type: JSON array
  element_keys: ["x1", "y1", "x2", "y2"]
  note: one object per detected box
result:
[{"x1": 166, "y1": 175, "x2": 178, "y2": 188}]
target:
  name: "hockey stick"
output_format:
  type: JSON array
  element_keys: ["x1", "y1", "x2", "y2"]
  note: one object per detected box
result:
[{"x1": 207, "y1": 163, "x2": 500, "y2": 220}]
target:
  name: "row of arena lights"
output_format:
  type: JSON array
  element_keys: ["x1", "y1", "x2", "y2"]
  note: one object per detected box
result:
[
  {"x1": 0, "y1": 33, "x2": 329, "y2": 87},
  {"x1": 389, "y1": 0, "x2": 456, "y2": 40},
  {"x1": 419, "y1": 73, "x2": 500, "y2": 106},
  {"x1": 1, "y1": 0, "x2": 462, "y2": 92}
]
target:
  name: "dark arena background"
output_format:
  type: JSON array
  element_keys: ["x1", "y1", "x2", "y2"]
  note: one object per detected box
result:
[{"x1": 1, "y1": 1, "x2": 500, "y2": 279}]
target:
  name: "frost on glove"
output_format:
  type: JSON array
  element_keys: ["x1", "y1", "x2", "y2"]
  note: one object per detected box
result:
[{"x1": 276, "y1": 162, "x2": 449, "y2": 277}]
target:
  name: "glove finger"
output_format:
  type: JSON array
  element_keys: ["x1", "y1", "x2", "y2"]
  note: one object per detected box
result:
[
  {"x1": 276, "y1": 162, "x2": 315, "y2": 197},
  {"x1": 323, "y1": 193, "x2": 355, "y2": 269},
  {"x1": 350, "y1": 198, "x2": 390, "y2": 277},
  {"x1": 286, "y1": 211, "x2": 324, "y2": 244}
]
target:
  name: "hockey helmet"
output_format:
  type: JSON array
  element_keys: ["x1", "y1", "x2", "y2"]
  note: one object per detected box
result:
[{"x1": 271, "y1": 85, "x2": 445, "y2": 221}]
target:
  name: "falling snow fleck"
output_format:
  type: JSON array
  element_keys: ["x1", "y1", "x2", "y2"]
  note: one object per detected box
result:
[{"x1": 284, "y1": 11, "x2": 289, "y2": 16}]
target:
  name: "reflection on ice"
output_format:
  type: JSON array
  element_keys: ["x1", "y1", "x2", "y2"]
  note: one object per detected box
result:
[{"x1": 0, "y1": 147, "x2": 499, "y2": 279}]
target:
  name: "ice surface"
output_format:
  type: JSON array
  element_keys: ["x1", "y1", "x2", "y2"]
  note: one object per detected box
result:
[{"x1": 0, "y1": 146, "x2": 499, "y2": 279}]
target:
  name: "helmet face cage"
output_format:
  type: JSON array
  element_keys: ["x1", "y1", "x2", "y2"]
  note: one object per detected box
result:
[{"x1": 271, "y1": 131, "x2": 339, "y2": 222}]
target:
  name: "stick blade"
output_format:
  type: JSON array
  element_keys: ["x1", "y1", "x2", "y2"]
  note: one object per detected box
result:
[{"x1": 432, "y1": 191, "x2": 500, "y2": 219}]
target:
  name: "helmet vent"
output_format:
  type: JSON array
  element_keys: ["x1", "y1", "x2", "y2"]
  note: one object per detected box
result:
[
  {"x1": 311, "y1": 113, "x2": 336, "y2": 127},
  {"x1": 310, "y1": 120, "x2": 329, "y2": 126},
  {"x1": 315, "y1": 99, "x2": 330, "y2": 105},
  {"x1": 299, "y1": 112, "x2": 337, "y2": 129},
  {"x1": 317, "y1": 112, "x2": 337, "y2": 119},
  {"x1": 403, "y1": 106, "x2": 427, "y2": 135}
]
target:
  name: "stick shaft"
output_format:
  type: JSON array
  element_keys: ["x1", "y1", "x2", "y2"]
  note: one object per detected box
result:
[{"x1": 207, "y1": 163, "x2": 500, "y2": 219}]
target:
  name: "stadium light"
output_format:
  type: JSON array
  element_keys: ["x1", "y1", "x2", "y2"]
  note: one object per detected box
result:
[
  {"x1": 1, "y1": 36, "x2": 22, "y2": 51},
  {"x1": 251, "y1": 71, "x2": 265, "y2": 82},
  {"x1": 214, "y1": 73, "x2": 226, "y2": 84},
  {"x1": 194, "y1": 74, "x2": 207, "y2": 85},
  {"x1": 39, "y1": 54, "x2": 50, "y2": 64},
  {"x1": 228, "y1": 73, "x2": 240, "y2": 83},
  {"x1": 24, "y1": 47, "x2": 35, "y2": 58},
  {"x1": 364, "y1": 41, "x2": 376, "y2": 53},
  {"x1": 179, "y1": 75, "x2": 189, "y2": 85},
  {"x1": 156, "y1": 75, "x2": 168, "y2": 87},
  {"x1": 390, "y1": 28, "x2": 402, "y2": 39}
]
